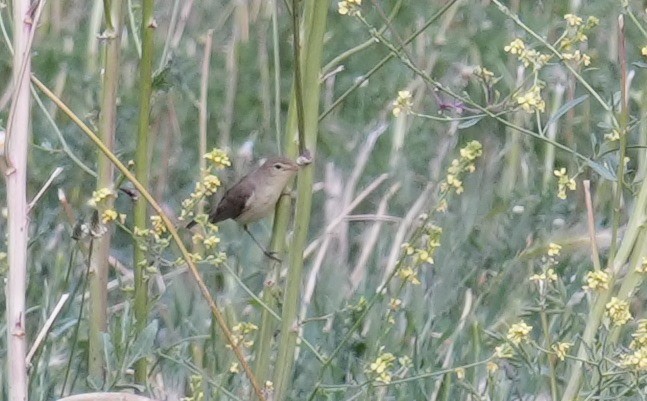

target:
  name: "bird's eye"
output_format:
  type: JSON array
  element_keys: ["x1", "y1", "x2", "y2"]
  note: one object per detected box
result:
[{"x1": 274, "y1": 164, "x2": 282, "y2": 170}]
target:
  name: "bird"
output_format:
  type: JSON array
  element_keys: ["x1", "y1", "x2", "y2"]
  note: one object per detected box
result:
[{"x1": 186, "y1": 156, "x2": 299, "y2": 260}]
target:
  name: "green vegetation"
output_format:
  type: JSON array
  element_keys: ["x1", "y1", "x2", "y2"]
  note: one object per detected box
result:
[{"x1": 3, "y1": 0, "x2": 647, "y2": 400}]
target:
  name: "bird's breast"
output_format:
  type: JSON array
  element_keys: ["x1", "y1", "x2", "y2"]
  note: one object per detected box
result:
[{"x1": 235, "y1": 185, "x2": 284, "y2": 225}]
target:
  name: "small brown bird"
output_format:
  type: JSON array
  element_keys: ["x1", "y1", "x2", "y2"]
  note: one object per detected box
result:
[{"x1": 187, "y1": 156, "x2": 299, "y2": 260}]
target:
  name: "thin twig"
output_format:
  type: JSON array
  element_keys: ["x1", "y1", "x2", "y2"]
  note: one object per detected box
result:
[{"x1": 26, "y1": 293, "x2": 70, "y2": 365}]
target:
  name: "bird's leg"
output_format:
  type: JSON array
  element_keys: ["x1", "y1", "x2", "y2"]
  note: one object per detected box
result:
[{"x1": 243, "y1": 225, "x2": 281, "y2": 262}]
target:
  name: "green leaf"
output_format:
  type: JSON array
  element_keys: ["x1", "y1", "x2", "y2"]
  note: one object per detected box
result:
[
  {"x1": 544, "y1": 95, "x2": 588, "y2": 133},
  {"x1": 457, "y1": 115, "x2": 484, "y2": 129},
  {"x1": 125, "y1": 320, "x2": 159, "y2": 369},
  {"x1": 587, "y1": 160, "x2": 616, "y2": 181}
]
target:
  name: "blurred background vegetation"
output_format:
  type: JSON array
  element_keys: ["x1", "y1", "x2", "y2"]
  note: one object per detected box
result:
[{"x1": 3, "y1": 0, "x2": 647, "y2": 400}]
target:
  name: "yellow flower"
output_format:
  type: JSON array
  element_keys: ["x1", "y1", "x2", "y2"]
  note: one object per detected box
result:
[
  {"x1": 202, "y1": 174, "x2": 221, "y2": 195},
  {"x1": 530, "y1": 268, "x2": 557, "y2": 283},
  {"x1": 620, "y1": 347, "x2": 647, "y2": 370},
  {"x1": 150, "y1": 215, "x2": 166, "y2": 236},
  {"x1": 192, "y1": 233, "x2": 204, "y2": 244},
  {"x1": 474, "y1": 66, "x2": 495, "y2": 83},
  {"x1": 635, "y1": 257, "x2": 647, "y2": 273},
  {"x1": 368, "y1": 352, "x2": 396, "y2": 384},
  {"x1": 551, "y1": 342, "x2": 572, "y2": 361},
  {"x1": 562, "y1": 50, "x2": 591, "y2": 67},
  {"x1": 101, "y1": 209, "x2": 118, "y2": 223},
  {"x1": 547, "y1": 242, "x2": 562, "y2": 257},
  {"x1": 436, "y1": 199, "x2": 448, "y2": 213},
  {"x1": 229, "y1": 362, "x2": 239, "y2": 373},
  {"x1": 516, "y1": 85, "x2": 545, "y2": 113},
  {"x1": 504, "y1": 38, "x2": 525, "y2": 55},
  {"x1": 415, "y1": 249, "x2": 434, "y2": 264},
  {"x1": 605, "y1": 129, "x2": 622, "y2": 141},
  {"x1": 338, "y1": 0, "x2": 361, "y2": 16},
  {"x1": 392, "y1": 90, "x2": 413, "y2": 117},
  {"x1": 264, "y1": 381, "x2": 274, "y2": 391},
  {"x1": 586, "y1": 16, "x2": 599, "y2": 27},
  {"x1": 455, "y1": 367, "x2": 465, "y2": 380},
  {"x1": 88, "y1": 187, "x2": 115, "y2": 208},
  {"x1": 494, "y1": 343, "x2": 514, "y2": 359},
  {"x1": 642, "y1": 46, "x2": 647, "y2": 57},
  {"x1": 507, "y1": 321, "x2": 533, "y2": 345},
  {"x1": 487, "y1": 361, "x2": 499, "y2": 374},
  {"x1": 203, "y1": 235, "x2": 220, "y2": 249},
  {"x1": 554, "y1": 168, "x2": 577, "y2": 199},
  {"x1": 389, "y1": 298, "x2": 402, "y2": 311},
  {"x1": 398, "y1": 266, "x2": 421, "y2": 285},
  {"x1": 583, "y1": 269, "x2": 610, "y2": 291},
  {"x1": 606, "y1": 297, "x2": 632, "y2": 326},
  {"x1": 631, "y1": 320, "x2": 647, "y2": 350},
  {"x1": 564, "y1": 13, "x2": 583, "y2": 27},
  {"x1": 203, "y1": 148, "x2": 231, "y2": 168}
]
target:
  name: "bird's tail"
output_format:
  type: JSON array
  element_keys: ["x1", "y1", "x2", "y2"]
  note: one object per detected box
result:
[{"x1": 186, "y1": 220, "x2": 197, "y2": 229}]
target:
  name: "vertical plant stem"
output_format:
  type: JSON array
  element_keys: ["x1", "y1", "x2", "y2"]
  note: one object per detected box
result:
[
  {"x1": 88, "y1": 0, "x2": 124, "y2": 384},
  {"x1": 272, "y1": 0, "x2": 328, "y2": 399},
  {"x1": 133, "y1": 0, "x2": 155, "y2": 384},
  {"x1": 561, "y1": 16, "x2": 630, "y2": 401},
  {"x1": 198, "y1": 29, "x2": 213, "y2": 216},
  {"x1": 271, "y1": 0, "x2": 282, "y2": 149},
  {"x1": 6, "y1": 0, "x2": 31, "y2": 399}
]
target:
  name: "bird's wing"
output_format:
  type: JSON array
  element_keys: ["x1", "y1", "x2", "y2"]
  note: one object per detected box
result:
[{"x1": 210, "y1": 180, "x2": 254, "y2": 223}]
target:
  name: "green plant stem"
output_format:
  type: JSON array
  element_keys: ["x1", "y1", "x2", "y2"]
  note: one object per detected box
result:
[
  {"x1": 88, "y1": 0, "x2": 123, "y2": 384},
  {"x1": 133, "y1": 0, "x2": 155, "y2": 384},
  {"x1": 272, "y1": 0, "x2": 327, "y2": 399},
  {"x1": 560, "y1": 23, "x2": 632, "y2": 392}
]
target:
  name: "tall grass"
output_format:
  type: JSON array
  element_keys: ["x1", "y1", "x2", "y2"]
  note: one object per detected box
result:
[{"x1": 3, "y1": 1, "x2": 647, "y2": 400}]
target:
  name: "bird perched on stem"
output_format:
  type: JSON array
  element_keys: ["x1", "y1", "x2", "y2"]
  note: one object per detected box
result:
[{"x1": 186, "y1": 156, "x2": 299, "y2": 261}]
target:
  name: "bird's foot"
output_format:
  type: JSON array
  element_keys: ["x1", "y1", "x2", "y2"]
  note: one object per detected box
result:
[{"x1": 264, "y1": 251, "x2": 282, "y2": 263}]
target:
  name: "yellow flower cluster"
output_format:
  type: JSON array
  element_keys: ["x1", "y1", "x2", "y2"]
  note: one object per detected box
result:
[
  {"x1": 203, "y1": 148, "x2": 231, "y2": 169},
  {"x1": 559, "y1": 14, "x2": 597, "y2": 63},
  {"x1": 180, "y1": 148, "x2": 230, "y2": 225},
  {"x1": 606, "y1": 297, "x2": 632, "y2": 326},
  {"x1": 88, "y1": 187, "x2": 115, "y2": 208},
  {"x1": 473, "y1": 66, "x2": 495, "y2": 84},
  {"x1": 397, "y1": 266, "x2": 421, "y2": 285},
  {"x1": 547, "y1": 242, "x2": 562, "y2": 257},
  {"x1": 604, "y1": 129, "x2": 622, "y2": 142},
  {"x1": 516, "y1": 85, "x2": 546, "y2": 113},
  {"x1": 441, "y1": 140, "x2": 483, "y2": 195},
  {"x1": 554, "y1": 168, "x2": 576, "y2": 199},
  {"x1": 583, "y1": 269, "x2": 610, "y2": 291},
  {"x1": 621, "y1": 320, "x2": 647, "y2": 370},
  {"x1": 392, "y1": 90, "x2": 413, "y2": 117},
  {"x1": 494, "y1": 343, "x2": 514, "y2": 359},
  {"x1": 338, "y1": 0, "x2": 361, "y2": 16},
  {"x1": 226, "y1": 322, "x2": 259, "y2": 350},
  {"x1": 507, "y1": 321, "x2": 533, "y2": 345},
  {"x1": 504, "y1": 38, "x2": 551, "y2": 71},
  {"x1": 101, "y1": 209, "x2": 118, "y2": 223},
  {"x1": 530, "y1": 268, "x2": 557, "y2": 283},
  {"x1": 150, "y1": 215, "x2": 166, "y2": 236},
  {"x1": 631, "y1": 320, "x2": 647, "y2": 350},
  {"x1": 563, "y1": 13, "x2": 583, "y2": 27},
  {"x1": 368, "y1": 351, "x2": 396, "y2": 384},
  {"x1": 562, "y1": 50, "x2": 591, "y2": 67},
  {"x1": 531, "y1": 243, "x2": 562, "y2": 286},
  {"x1": 551, "y1": 342, "x2": 572, "y2": 361},
  {"x1": 398, "y1": 224, "x2": 443, "y2": 286},
  {"x1": 636, "y1": 257, "x2": 647, "y2": 274}
]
